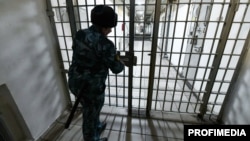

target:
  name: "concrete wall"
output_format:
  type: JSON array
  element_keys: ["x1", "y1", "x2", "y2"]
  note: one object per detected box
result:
[
  {"x1": 0, "y1": 0, "x2": 248, "y2": 140},
  {"x1": 0, "y1": 0, "x2": 69, "y2": 140},
  {"x1": 221, "y1": 35, "x2": 250, "y2": 124}
]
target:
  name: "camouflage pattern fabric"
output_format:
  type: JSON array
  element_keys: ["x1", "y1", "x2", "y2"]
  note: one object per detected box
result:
[{"x1": 68, "y1": 25, "x2": 124, "y2": 141}]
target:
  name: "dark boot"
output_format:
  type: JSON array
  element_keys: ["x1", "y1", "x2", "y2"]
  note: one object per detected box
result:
[
  {"x1": 84, "y1": 137, "x2": 107, "y2": 141},
  {"x1": 97, "y1": 122, "x2": 106, "y2": 135},
  {"x1": 98, "y1": 137, "x2": 108, "y2": 141}
]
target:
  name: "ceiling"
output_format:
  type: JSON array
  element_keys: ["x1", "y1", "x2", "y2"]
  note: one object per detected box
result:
[
  {"x1": 121, "y1": 0, "x2": 169, "y2": 22},
  {"x1": 120, "y1": 0, "x2": 190, "y2": 21}
]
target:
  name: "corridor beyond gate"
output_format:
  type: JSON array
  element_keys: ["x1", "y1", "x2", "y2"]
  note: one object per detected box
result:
[{"x1": 47, "y1": 0, "x2": 250, "y2": 122}]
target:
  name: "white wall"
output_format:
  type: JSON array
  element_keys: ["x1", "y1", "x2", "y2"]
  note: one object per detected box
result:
[
  {"x1": 0, "y1": 0, "x2": 69, "y2": 140},
  {"x1": 221, "y1": 36, "x2": 250, "y2": 124}
]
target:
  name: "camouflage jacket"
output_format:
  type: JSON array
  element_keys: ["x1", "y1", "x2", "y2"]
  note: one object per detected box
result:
[{"x1": 68, "y1": 25, "x2": 124, "y2": 98}]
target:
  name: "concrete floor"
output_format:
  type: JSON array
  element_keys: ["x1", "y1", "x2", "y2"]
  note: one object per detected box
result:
[
  {"x1": 37, "y1": 40, "x2": 211, "y2": 141},
  {"x1": 38, "y1": 106, "x2": 208, "y2": 141}
]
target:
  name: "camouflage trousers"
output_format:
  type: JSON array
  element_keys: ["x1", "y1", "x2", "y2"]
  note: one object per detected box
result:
[{"x1": 80, "y1": 93, "x2": 105, "y2": 141}]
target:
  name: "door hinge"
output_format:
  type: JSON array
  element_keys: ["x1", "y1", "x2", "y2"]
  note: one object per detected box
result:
[
  {"x1": 47, "y1": 10, "x2": 55, "y2": 18},
  {"x1": 232, "y1": 0, "x2": 239, "y2": 12}
]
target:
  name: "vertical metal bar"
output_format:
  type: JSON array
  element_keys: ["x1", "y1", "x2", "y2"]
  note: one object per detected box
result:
[
  {"x1": 85, "y1": 0, "x2": 90, "y2": 28},
  {"x1": 112, "y1": 1, "x2": 119, "y2": 107},
  {"x1": 217, "y1": 30, "x2": 250, "y2": 122},
  {"x1": 193, "y1": 2, "x2": 213, "y2": 113},
  {"x1": 182, "y1": 1, "x2": 202, "y2": 112},
  {"x1": 63, "y1": 0, "x2": 77, "y2": 103},
  {"x1": 66, "y1": 0, "x2": 77, "y2": 38},
  {"x1": 46, "y1": 0, "x2": 72, "y2": 106},
  {"x1": 195, "y1": 0, "x2": 224, "y2": 113},
  {"x1": 164, "y1": 2, "x2": 172, "y2": 57},
  {"x1": 155, "y1": 3, "x2": 169, "y2": 111},
  {"x1": 199, "y1": 0, "x2": 239, "y2": 118},
  {"x1": 176, "y1": 0, "x2": 192, "y2": 111},
  {"x1": 75, "y1": 0, "x2": 82, "y2": 30},
  {"x1": 146, "y1": 0, "x2": 162, "y2": 116},
  {"x1": 185, "y1": 0, "x2": 208, "y2": 113},
  {"x1": 56, "y1": 0, "x2": 71, "y2": 68},
  {"x1": 54, "y1": 2, "x2": 71, "y2": 69},
  {"x1": 107, "y1": 73, "x2": 111, "y2": 106},
  {"x1": 103, "y1": 0, "x2": 111, "y2": 106},
  {"x1": 173, "y1": 2, "x2": 187, "y2": 112},
  {"x1": 138, "y1": 2, "x2": 147, "y2": 113},
  {"x1": 122, "y1": 2, "x2": 126, "y2": 108},
  {"x1": 162, "y1": 0, "x2": 172, "y2": 111},
  {"x1": 128, "y1": 0, "x2": 135, "y2": 116},
  {"x1": 167, "y1": 1, "x2": 180, "y2": 112},
  {"x1": 138, "y1": 1, "x2": 152, "y2": 112}
]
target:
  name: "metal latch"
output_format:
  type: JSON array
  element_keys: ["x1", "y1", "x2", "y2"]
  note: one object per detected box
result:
[{"x1": 117, "y1": 51, "x2": 137, "y2": 66}]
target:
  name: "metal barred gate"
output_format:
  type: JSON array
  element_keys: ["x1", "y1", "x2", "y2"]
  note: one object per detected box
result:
[{"x1": 46, "y1": 0, "x2": 250, "y2": 121}]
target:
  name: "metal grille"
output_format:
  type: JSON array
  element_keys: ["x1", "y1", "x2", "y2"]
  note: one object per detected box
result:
[{"x1": 47, "y1": 0, "x2": 250, "y2": 120}]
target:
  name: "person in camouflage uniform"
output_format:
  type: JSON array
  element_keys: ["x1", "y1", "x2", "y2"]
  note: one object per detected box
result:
[{"x1": 68, "y1": 5, "x2": 124, "y2": 141}]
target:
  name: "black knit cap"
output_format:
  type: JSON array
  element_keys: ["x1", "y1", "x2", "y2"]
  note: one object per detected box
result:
[{"x1": 91, "y1": 5, "x2": 117, "y2": 28}]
